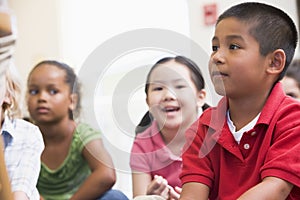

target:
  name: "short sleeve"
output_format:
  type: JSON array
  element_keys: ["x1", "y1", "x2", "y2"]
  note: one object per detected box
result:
[
  {"x1": 75, "y1": 123, "x2": 102, "y2": 152},
  {"x1": 130, "y1": 138, "x2": 152, "y2": 173}
]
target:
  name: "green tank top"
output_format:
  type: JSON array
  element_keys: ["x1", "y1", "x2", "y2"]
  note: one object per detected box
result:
[{"x1": 37, "y1": 123, "x2": 102, "y2": 200}]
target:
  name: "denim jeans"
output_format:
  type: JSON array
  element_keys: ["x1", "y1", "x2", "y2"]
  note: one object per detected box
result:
[{"x1": 97, "y1": 189, "x2": 129, "y2": 200}]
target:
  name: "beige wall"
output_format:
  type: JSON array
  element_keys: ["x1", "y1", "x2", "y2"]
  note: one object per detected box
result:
[{"x1": 8, "y1": 0, "x2": 62, "y2": 85}]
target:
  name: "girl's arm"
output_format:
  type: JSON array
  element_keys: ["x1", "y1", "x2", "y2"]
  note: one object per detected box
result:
[
  {"x1": 70, "y1": 139, "x2": 116, "y2": 200},
  {"x1": 179, "y1": 182, "x2": 209, "y2": 200},
  {"x1": 132, "y1": 172, "x2": 152, "y2": 197},
  {"x1": 237, "y1": 176, "x2": 293, "y2": 200}
]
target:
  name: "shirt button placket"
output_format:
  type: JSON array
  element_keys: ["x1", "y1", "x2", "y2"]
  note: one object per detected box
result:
[{"x1": 243, "y1": 143, "x2": 250, "y2": 150}]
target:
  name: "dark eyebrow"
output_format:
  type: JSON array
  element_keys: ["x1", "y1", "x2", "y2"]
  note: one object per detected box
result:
[
  {"x1": 212, "y1": 35, "x2": 244, "y2": 42},
  {"x1": 226, "y1": 35, "x2": 244, "y2": 41}
]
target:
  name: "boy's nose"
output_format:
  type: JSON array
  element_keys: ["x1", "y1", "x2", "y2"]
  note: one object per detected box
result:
[{"x1": 211, "y1": 49, "x2": 225, "y2": 64}]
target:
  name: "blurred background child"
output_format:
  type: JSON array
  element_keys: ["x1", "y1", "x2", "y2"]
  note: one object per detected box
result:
[
  {"x1": 26, "y1": 60, "x2": 128, "y2": 200},
  {"x1": 281, "y1": 59, "x2": 300, "y2": 100},
  {"x1": 130, "y1": 56, "x2": 208, "y2": 200}
]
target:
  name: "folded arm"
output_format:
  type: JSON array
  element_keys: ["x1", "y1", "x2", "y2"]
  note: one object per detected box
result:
[
  {"x1": 179, "y1": 182, "x2": 209, "y2": 200},
  {"x1": 237, "y1": 176, "x2": 293, "y2": 200}
]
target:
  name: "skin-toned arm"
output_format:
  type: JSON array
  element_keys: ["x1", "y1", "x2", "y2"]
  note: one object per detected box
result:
[
  {"x1": 70, "y1": 139, "x2": 116, "y2": 200},
  {"x1": 132, "y1": 172, "x2": 152, "y2": 197},
  {"x1": 237, "y1": 177, "x2": 293, "y2": 200},
  {"x1": 179, "y1": 182, "x2": 209, "y2": 200}
]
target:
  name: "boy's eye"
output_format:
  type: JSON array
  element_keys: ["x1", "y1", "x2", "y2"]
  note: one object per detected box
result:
[
  {"x1": 212, "y1": 45, "x2": 219, "y2": 51},
  {"x1": 229, "y1": 44, "x2": 240, "y2": 50}
]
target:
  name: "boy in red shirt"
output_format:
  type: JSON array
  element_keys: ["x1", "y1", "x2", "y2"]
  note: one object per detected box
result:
[{"x1": 180, "y1": 2, "x2": 300, "y2": 200}]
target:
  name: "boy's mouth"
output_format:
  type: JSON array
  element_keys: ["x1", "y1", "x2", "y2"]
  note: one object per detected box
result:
[{"x1": 211, "y1": 71, "x2": 228, "y2": 77}]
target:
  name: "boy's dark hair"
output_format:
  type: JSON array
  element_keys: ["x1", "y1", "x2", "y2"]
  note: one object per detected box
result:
[
  {"x1": 135, "y1": 55, "x2": 209, "y2": 134},
  {"x1": 217, "y1": 2, "x2": 298, "y2": 80},
  {"x1": 29, "y1": 60, "x2": 81, "y2": 120}
]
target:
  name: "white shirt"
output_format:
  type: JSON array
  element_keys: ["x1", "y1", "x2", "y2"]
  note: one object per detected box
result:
[
  {"x1": 227, "y1": 111, "x2": 260, "y2": 144},
  {"x1": 1, "y1": 117, "x2": 44, "y2": 200}
]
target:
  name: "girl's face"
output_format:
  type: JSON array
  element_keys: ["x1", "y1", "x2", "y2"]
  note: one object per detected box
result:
[
  {"x1": 281, "y1": 76, "x2": 300, "y2": 100},
  {"x1": 146, "y1": 60, "x2": 205, "y2": 131},
  {"x1": 27, "y1": 64, "x2": 75, "y2": 124},
  {"x1": 209, "y1": 17, "x2": 270, "y2": 98}
]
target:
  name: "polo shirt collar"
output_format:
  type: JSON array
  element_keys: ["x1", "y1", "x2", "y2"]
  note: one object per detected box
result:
[
  {"x1": 202, "y1": 97, "x2": 227, "y2": 132},
  {"x1": 257, "y1": 82, "x2": 286, "y2": 125},
  {"x1": 202, "y1": 82, "x2": 285, "y2": 131}
]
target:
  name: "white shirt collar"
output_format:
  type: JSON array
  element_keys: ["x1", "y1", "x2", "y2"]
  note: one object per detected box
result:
[
  {"x1": 227, "y1": 110, "x2": 260, "y2": 143},
  {"x1": 1, "y1": 117, "x2": 16, "y2": 138}
]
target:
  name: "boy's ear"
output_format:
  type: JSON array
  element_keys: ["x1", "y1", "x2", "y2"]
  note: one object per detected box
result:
[
  {"x1": 69, "y1": 93, "x2": 78, "y2": 111},
  {"x1": 266, "y1": 49, "x2": 286, "y2": 75}
]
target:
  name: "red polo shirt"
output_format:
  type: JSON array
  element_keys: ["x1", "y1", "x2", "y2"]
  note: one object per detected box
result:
[
  {"x1": 180, "y1": 82, "x2": 300, "y2": 199},
  {"x1": 130, "y1": 121, "x2": 182, "y2": 188}
]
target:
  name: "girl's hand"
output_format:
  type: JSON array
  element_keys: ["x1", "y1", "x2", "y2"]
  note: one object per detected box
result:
[
  {"x1": 168, "y1": 186, "x2": 181, "y2": 200},
  {"x1": 146, "y1": 175, "x2": 169, "y2": 198}
]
